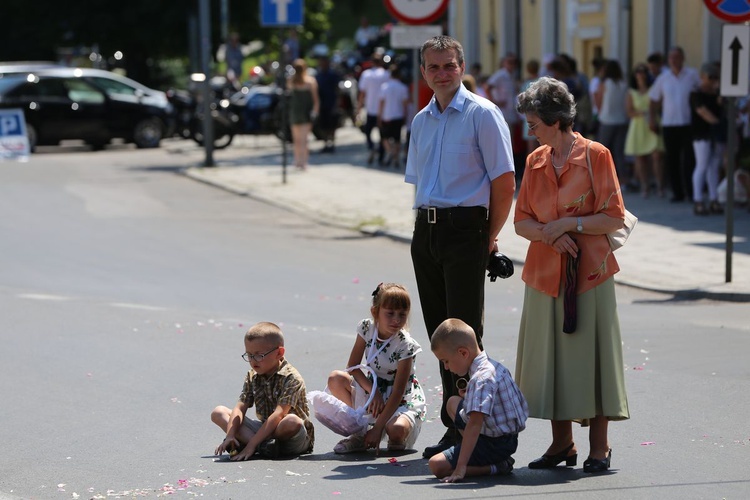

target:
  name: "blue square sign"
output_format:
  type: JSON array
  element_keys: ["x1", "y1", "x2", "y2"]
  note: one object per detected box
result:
[{"x1": 261, "y1": 0, "x2": 303, "y2": 27}]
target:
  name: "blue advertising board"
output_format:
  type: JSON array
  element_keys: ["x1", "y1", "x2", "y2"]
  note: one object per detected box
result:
[
  {"x1": 261, "y1": 0, "x2": 303, "y2": 27},
  {"x1": 0, "y1": 108, "x2": 30, "y2": 161}
]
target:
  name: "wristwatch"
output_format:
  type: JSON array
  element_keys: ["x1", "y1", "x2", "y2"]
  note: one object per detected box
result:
[{"x1": 576, "y1": 216, "x2": 583, "y2": 233}]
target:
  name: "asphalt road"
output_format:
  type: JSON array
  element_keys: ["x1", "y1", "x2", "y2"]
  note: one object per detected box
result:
[{"x1": 1, "y1": 142, "x2": 749, "y2": 499}]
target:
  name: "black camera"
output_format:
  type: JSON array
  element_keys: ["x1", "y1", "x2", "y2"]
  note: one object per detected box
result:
[{"x1": 487, "y1": 252, "x2": 514, "y2": 282}]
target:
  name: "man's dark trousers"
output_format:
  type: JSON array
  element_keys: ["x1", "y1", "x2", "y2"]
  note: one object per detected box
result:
[
  {"x1": 662, "y1": 125, "x2": 695, "y2": 201},
  {"x1": 411, "y1": 206, "x2": 489, "y2": 427}
]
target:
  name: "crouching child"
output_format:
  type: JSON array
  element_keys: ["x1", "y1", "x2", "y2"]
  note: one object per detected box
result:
[{"x1": 428, "y1": 319, "x2": 528, "y2": 482}]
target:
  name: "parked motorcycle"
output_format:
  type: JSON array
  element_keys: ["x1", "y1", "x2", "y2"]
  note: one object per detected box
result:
[{"x1": 189, "y1": 83, "x2": 290, "y2": 149}]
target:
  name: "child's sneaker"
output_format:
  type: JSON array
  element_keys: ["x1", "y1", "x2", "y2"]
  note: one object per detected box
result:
[
  {"x1": 333, "y1": 434, "x2": 366, "y2": 454},
  {"x1": 496, "y1": 456, "x2": 515, "y2": 475},
  {"x1": 257, "y1": 438, "x2": 280, "y2": 458}
]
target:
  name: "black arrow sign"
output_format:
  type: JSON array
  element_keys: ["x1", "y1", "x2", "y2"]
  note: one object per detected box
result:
[{"x1": 730, "y1": 36, "x2": 743, "y2": 85}]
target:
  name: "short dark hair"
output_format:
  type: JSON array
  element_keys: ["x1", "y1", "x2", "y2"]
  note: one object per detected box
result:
[
  {"x1": 245, "y1": 322, "x2": 284, "y2": 347},
  {"x1": 516, "y1": 76, "x2": 576, "y2": 132},
  {"x1": 420, "y1": 35, "x2": 465, "y2": 68}
]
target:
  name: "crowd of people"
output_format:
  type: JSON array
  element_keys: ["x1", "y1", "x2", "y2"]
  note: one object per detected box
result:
[
  {"x1": 469, "y1": 48, "x2": 750, "y2": 216},
  {"x1": 219, "y1": 26, "x2": 750, "y2": 215}
]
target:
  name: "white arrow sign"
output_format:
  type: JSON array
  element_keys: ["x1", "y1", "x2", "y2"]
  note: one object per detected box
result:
[{"x1": 721, "y1": 24, "x2": 750, "y2": 97}]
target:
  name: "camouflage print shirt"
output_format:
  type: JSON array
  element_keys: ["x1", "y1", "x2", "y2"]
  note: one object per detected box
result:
[{"x1": 239, "y1": 358, "x2": 314, "y2": 451}]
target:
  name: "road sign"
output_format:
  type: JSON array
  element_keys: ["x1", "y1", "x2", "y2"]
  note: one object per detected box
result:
[
  {"x1": 704, "y1": 0, "x2": 750, "y2": 23},
  {"x1": 721, "y1": 24, "x2": 750, "y2": 96},
  {"x1": 0, "y1": 108, "x2": 30, "y2": 161},
  {"x1": 261, "y1": 0, "x2": 303, "y2": 27},
  {"x1": 390, "y1": 25, "x2": 443, "y2": 49},
  {"x1": 384, "y1": 0, "x2": 449, "y2": 25}
]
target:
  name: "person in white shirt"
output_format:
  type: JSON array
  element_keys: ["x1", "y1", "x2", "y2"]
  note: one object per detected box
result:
[
  {"x1": 487, "y1": 53, "x2": 520, "y2": 127},
  {"x1": 649, "y1": 47, "x2": 701, "y2": 202},
  {"x1": 358, "y1": 54, "x2": 389, "y2": 165},
  {"x1": 594, "y1": 59, "x2": 630, "y2": 185},
  {"x1": 377, "y1": 65, "x2": 410, "y2": 168}
]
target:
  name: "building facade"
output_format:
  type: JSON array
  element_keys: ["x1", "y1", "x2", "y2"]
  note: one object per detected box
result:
[{"x1": 448, "y1": 0, "x2": 726, "y2": 79}]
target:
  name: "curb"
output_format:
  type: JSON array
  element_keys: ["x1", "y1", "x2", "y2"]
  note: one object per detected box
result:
[{"x1": 180, "y1": 167, "x2": 750, "y2": 303}]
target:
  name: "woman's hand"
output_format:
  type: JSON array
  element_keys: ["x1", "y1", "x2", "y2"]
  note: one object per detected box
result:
[
  {"x1": 540, "y1": 218, "x2": 574, "y2": 246},
  {"x1": 552, "y1": 233, "x2": 579, "y2": 258}
]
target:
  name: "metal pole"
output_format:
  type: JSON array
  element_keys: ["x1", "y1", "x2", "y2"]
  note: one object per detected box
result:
[
  {"x1": 220, "y1": 0, "x2": 228, "y2": 44},
  {"x1": 199, "y1": 0, "x2": 215, "y2": 167},
  {"x1": 725, "y1": 97, "x2": 736, "y2": 282},
  {"x1": 277, "y1": 38, "x2": 288, "y2": 185}
]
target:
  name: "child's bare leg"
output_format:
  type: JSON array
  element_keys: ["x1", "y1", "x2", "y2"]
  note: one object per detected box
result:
[
  {"x1": 274, "y1": 414, "x2": 305, "y2": 440},
  {"x1": 210, "y1": 406, "x2": 256, "y2": 445},
  {"x1": 326, "y1": 370, "x2": 354, "y2": 406},
  {"x1": 429, "y1": 453, "x2": 495, "y2": 479},
  {"x1": 211, "y1": 405, "x2": 232, "y2": 432},
  {"x1": 385, "y1": 415, "x2": 412, "y2": 447},
  {"x1": 445, "y1": 395, "x2": 461, "y2": 431}
]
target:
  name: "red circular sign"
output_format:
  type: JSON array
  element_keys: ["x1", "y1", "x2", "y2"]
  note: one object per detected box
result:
[
  {"x1": 704, "y1": 0, "x2": 750, "y2": 23},
  {"x1": 384, "y1": 0, "x2": 449, "y2": 25}
]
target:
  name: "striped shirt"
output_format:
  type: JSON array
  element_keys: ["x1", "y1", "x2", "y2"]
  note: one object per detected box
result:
[{"x1": 459, "y1": 351, "x2": 528, "y2": 437}]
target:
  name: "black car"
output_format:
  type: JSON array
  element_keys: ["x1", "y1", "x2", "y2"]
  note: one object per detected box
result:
[{"x1": 0, "y1": 72, "x2": 172, "y2": 151}]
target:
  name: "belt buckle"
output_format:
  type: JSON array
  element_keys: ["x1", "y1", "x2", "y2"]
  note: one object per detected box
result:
[{"x1": 427, "y1": 207, "x2": 437, "y2": 224}]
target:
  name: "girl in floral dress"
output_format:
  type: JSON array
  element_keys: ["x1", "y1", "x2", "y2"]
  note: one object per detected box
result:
[{"x1": 327, "y1": 283, "x2": 426, "y2": 453}]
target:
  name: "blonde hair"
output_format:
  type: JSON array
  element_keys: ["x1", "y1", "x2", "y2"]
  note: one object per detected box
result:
[
  {"x1": 431, "y1": 318, "x2": 478, "y2": 352},
  {"x1": 244, "y1": 321, "x2": 284, "y2": 347},
  {"x1": 371, "y1": 283, "x2": 410, "y2": 317}
]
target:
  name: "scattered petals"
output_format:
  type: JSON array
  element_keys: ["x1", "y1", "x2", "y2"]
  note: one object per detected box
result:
[
  {"x1": 640, "y1": 441, "x2": 656, "y2": 446},
  {"x1": 352, "y1": 277, "x2": 360, "y2": 284},
  {"x1": 633, "y1": 366, "x2": 644, "y2": 370}
]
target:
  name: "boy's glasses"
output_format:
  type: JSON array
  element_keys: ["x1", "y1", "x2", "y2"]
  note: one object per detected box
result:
[{"x1": 242, "y1": 346, "x2": 279, "y2": 363}]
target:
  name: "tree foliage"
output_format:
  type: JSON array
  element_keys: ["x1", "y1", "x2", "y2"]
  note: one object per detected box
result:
[{"x1": 0, "y1": 0, "x2": 334, "y2": 84}]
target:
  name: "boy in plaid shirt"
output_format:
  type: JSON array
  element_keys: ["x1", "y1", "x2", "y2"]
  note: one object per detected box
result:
[
  {"x1": 428, "y1": 319, "x2": 528, "y2": 482},
  {"x1": 211, "y1": 322, "x2": 314, "y2": 460}
]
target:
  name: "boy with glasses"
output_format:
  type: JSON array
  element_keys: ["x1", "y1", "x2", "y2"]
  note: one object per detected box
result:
[{"x1": 211, "y1": 322, "x2": 314, "y2": 460}]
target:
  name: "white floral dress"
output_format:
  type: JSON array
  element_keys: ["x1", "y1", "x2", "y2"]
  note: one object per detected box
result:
[{"x1": 355, "y1": 318, "x2": 426, "y2": 422}]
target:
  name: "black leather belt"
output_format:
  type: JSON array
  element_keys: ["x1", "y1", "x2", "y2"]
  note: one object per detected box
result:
[{"x1": 416, "y1": 206, "x2": 488, "y2": 224}]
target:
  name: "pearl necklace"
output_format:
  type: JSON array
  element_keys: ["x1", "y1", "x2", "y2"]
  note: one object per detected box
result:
[{"x1": 552, "y1": 138, "x2": 576, "y2": 169}]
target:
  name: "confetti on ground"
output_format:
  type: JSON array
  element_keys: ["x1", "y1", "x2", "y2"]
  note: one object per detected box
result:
[
  {"x1": 170, "y1": 397, "x2": 181, "y2": 403},
  {"x1": 633, "y1": 366, "x2": 644, "y2": 370},
  {"x1": 352, "y1": 277, "x2": 360, "y2": 283},
  {"x1": 640, "y1": 441, "x2": 656, "y2": 446},
  {"x1": 285, "y1": 470, "x2": 301, "y2": 476},
  {"x1": 388, "y1": 458, "x2": 408, "y2": 467},
  {"x1": 333, "y1": 492, "x2": 342, "y2": 496}
]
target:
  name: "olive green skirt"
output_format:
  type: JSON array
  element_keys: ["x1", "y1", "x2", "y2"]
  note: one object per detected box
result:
[{"x1": 515, "y1": 277, "x2": 630, "y2": 425}]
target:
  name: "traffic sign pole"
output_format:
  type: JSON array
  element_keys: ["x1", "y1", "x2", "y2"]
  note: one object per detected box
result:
[{"x1": 260, "y1": 0, "x2": 303, "y2": 184}]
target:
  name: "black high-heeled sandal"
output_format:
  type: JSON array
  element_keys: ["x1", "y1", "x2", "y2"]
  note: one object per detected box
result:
[
  {"x1": 583, "y1": 448, "x2": 612, "y2": 473},
  {"x1": 528, "y1": 442, "x2": 577, "y2": 469}
]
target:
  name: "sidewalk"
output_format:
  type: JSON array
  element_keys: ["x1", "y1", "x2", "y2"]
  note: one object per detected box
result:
[{"x1": 176, "y1": 125, "x2": 750, "y2": 302}]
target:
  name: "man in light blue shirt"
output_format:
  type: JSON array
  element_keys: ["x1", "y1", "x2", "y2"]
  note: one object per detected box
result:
[{"x1": 405, "y1": 35, "x2": 516, "y2": 459}]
